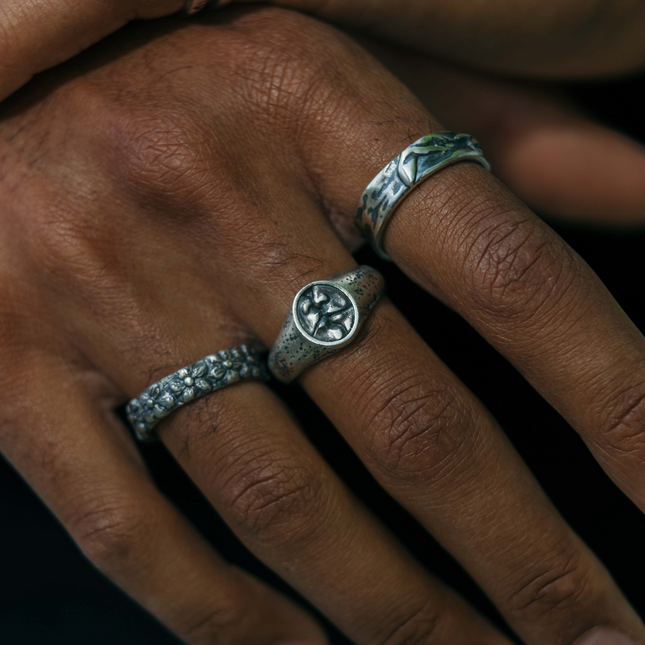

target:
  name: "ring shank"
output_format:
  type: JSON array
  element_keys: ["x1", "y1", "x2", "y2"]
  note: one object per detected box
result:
[
  {"x1": 355, "y1": 132, "x2": 491, "y2": 261},
  {"x1": 127, "y1": 345, "x2": 269, "y2": 441}
]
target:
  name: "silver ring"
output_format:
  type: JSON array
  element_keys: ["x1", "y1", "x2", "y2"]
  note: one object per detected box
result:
[
  {"x1": 356, "y1": 132, "x2": 491, "y2": 261},
  {"x1": 268, "y1": 266, "x2": 385, "y2": 383},
  {"x1": 126, "y1": 345, "x2": 269, "y2": 441},
  {"x1": 185, "y1": 0, "x2": 233, "y2": 16}
]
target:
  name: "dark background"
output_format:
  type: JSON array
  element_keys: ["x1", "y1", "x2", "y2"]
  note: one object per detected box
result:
[{"x1": 1, "y1": 29, "x2": 644, "y2": 645}]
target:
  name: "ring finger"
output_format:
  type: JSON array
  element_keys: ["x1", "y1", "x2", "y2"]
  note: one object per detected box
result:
[
  {"x1": 202, "y1": 196, "x2": 645, "y2": 645},
  {"x1": 0, "y1": 349, "x2": 326, "y2": 645},
  {"x1": 76, "y1": 268, "x2": 509, "y2": 645}
]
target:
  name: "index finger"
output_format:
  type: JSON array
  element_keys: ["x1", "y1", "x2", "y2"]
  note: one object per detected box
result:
[{"x1": 0, "y1": 0, "x2": 183, "y2": 102}]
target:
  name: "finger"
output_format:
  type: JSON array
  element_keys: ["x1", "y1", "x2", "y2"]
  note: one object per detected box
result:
[
  {"x1": 0, "y1": 0, "x2": 184, "y2": 102},
  {"x1": 289, "y1": 44, "x2": 645, "y2": 527},
  {"x1": 222, "y1": 229, "x2": 645, "y2": 645},
  {"x1": 303, "y1": 298, "x2": 645, "y2": 645},
  {"x1": 161, "y1": 383, "x2": 506, "y2": 645},
  {"x1": 60, "y1": 28, "x2": 644, "y2": 637},
  {"x1": 233, "y1": 0, "x2": 645, "y2": 77},
  {"x1": 365, "y1": 48, "x2": 645, "y2": 225},
  {"x1": 78, "y1": 285, "x2": 509, "y2": 645},
  {"x1": 0, "y1": 349, "x2": 327, "y2": 645},
  {"x1": 382, "y1": 152, "x2": 645, "y2": 516}
]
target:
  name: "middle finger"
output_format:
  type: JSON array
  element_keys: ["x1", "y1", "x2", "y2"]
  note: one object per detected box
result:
[
  {"x1": 222, "y1": 208, "x2": 644, "y2": 645},
  {"x1": 76, "y1": 258, "x2": 506, "y2": 645}
]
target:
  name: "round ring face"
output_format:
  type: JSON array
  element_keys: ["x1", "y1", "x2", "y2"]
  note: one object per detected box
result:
[{"x1": 294, "y1": 283, "x2": 358, "y2": 345}]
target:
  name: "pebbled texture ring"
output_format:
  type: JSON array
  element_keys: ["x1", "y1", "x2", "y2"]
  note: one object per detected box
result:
[{"x1": 268, "y1": 266, "x2": 385, "y2": 383}]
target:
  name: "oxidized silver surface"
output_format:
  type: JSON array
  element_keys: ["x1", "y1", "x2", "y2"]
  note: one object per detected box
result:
[
  {"x1": 185, "y1": 0, "x2": 232, "y2": 16},
  {"x1": 296, "y1": 283, "x2": 356, "y2": 342},
  {"x1": 127, "y1": 345, "x2": 269, "y2": 441},
  {"x1": 269, "y1": 266, "x2": 385, "y2": 383},
  {"x1": 356, "y1": 132, "x2": 491, "y2": 260}
]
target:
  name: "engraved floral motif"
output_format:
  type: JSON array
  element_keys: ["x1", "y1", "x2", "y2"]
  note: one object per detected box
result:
[
  {"x1": 296, "y1": 284, "x2": 356, "y2": 342},
  {"x1": 126, "y1": 346, "x2": 268, "y2": 440}
]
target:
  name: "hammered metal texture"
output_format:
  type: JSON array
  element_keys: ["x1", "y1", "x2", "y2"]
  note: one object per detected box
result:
[
  {"x1": 127, "y1": 345, "x2": 269, "y2": 441},
  {"x1": 269, "y1": 266, "x2": 385, "y2": 383}
]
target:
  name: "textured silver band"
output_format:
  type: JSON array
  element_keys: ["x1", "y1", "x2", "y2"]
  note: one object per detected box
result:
[
  {"x1": 185, "y1": 0, "x2": 233, "y2": 16},
  {"x1": 127, "y1": 345, "x2": 269, "y2": 441},
  {"x1": 356, "y1": 132, "x2": 491, "y2": 260},
  {"x1": 268, "y1": 266, "x2": 385, "y2": 383}
]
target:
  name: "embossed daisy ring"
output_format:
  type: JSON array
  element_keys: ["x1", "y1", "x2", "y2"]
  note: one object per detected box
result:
[
  {"x1": 356, "y1": 132, "x2": 491, "y2": 261},
  {"x1": 268, "y1": 266, "x2": 385, "y2": 384},
  {"x1": 126, "y1": 345, "x2": 270, "y2": 441}
]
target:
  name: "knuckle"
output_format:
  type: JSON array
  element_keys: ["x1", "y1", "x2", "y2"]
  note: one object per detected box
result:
[
  {"x1": 219, "y1": 449, "x2": 325, "y2": 543},
  {"x1": 362, "y1": 369, "x2": 481, "y2": 486},
  {"x1": 43, "y1": 72, "x2": 220, "y2": 211},
  {"x1": 379, "y1": 600, "x2": 441, "y2": 645},
  {"x1": 98, "y1": 105, "x2": 213, "y2": 208},
  {"x1": 505, "y1": 546, "x2": 592, "y2": 621},
  {"x1": 235, "y1": 42, "x2": 326, "y2": 126},
  {"x1": 592, "y1": 375, "x2": 645, "y2": 455},
  {"x1": 229, "y1": 8, "x2": 354, "y2": 129},
  {"x1": 180, "y1": 597, "x2": 251, "y2": 644},
  {"x1": 455, "y1": 198, "x2": 578, "y2": 323},
  {"x1": 70, "y1": 494, "x2": 156, "y2": 574}
]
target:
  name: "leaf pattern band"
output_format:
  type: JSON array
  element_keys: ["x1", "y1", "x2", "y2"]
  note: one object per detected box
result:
[{"x1": 355, "y1": 132, "x2": 491, "y2": 260}]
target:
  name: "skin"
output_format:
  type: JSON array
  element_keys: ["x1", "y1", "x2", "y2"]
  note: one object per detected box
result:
[
  {"x1": 2, "y1": 6, "x2": 645, "y2": 644},
  {"x1": 2, "y1": 0, "x2": 645, "y2": 108},
  {"x1": 250, "y1": 0, "x2": 645, "y2": 77}
]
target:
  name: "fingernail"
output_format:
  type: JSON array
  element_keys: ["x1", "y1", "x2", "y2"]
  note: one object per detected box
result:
[{"x1": 574, "y1": 627, "x2": 639, "y2": 645}]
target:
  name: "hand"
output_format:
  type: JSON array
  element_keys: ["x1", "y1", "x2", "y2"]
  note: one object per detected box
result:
[
  {"x1": 2, "y1": 0, "x2": 645, "y2": 106},
  {"x1": 1, "y1": 7, "x2": 645, "y2": 645},
  {"x1": 247, "y1": 0, "x2": 645, "y2": 77},
  {"x1": 2, "y1": 0, "x2": 645, "y2": 108}
]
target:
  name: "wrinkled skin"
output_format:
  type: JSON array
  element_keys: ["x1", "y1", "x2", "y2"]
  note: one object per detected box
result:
[{"x1": 2, "y1": 7, "x2": 645, "y2": 645}]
